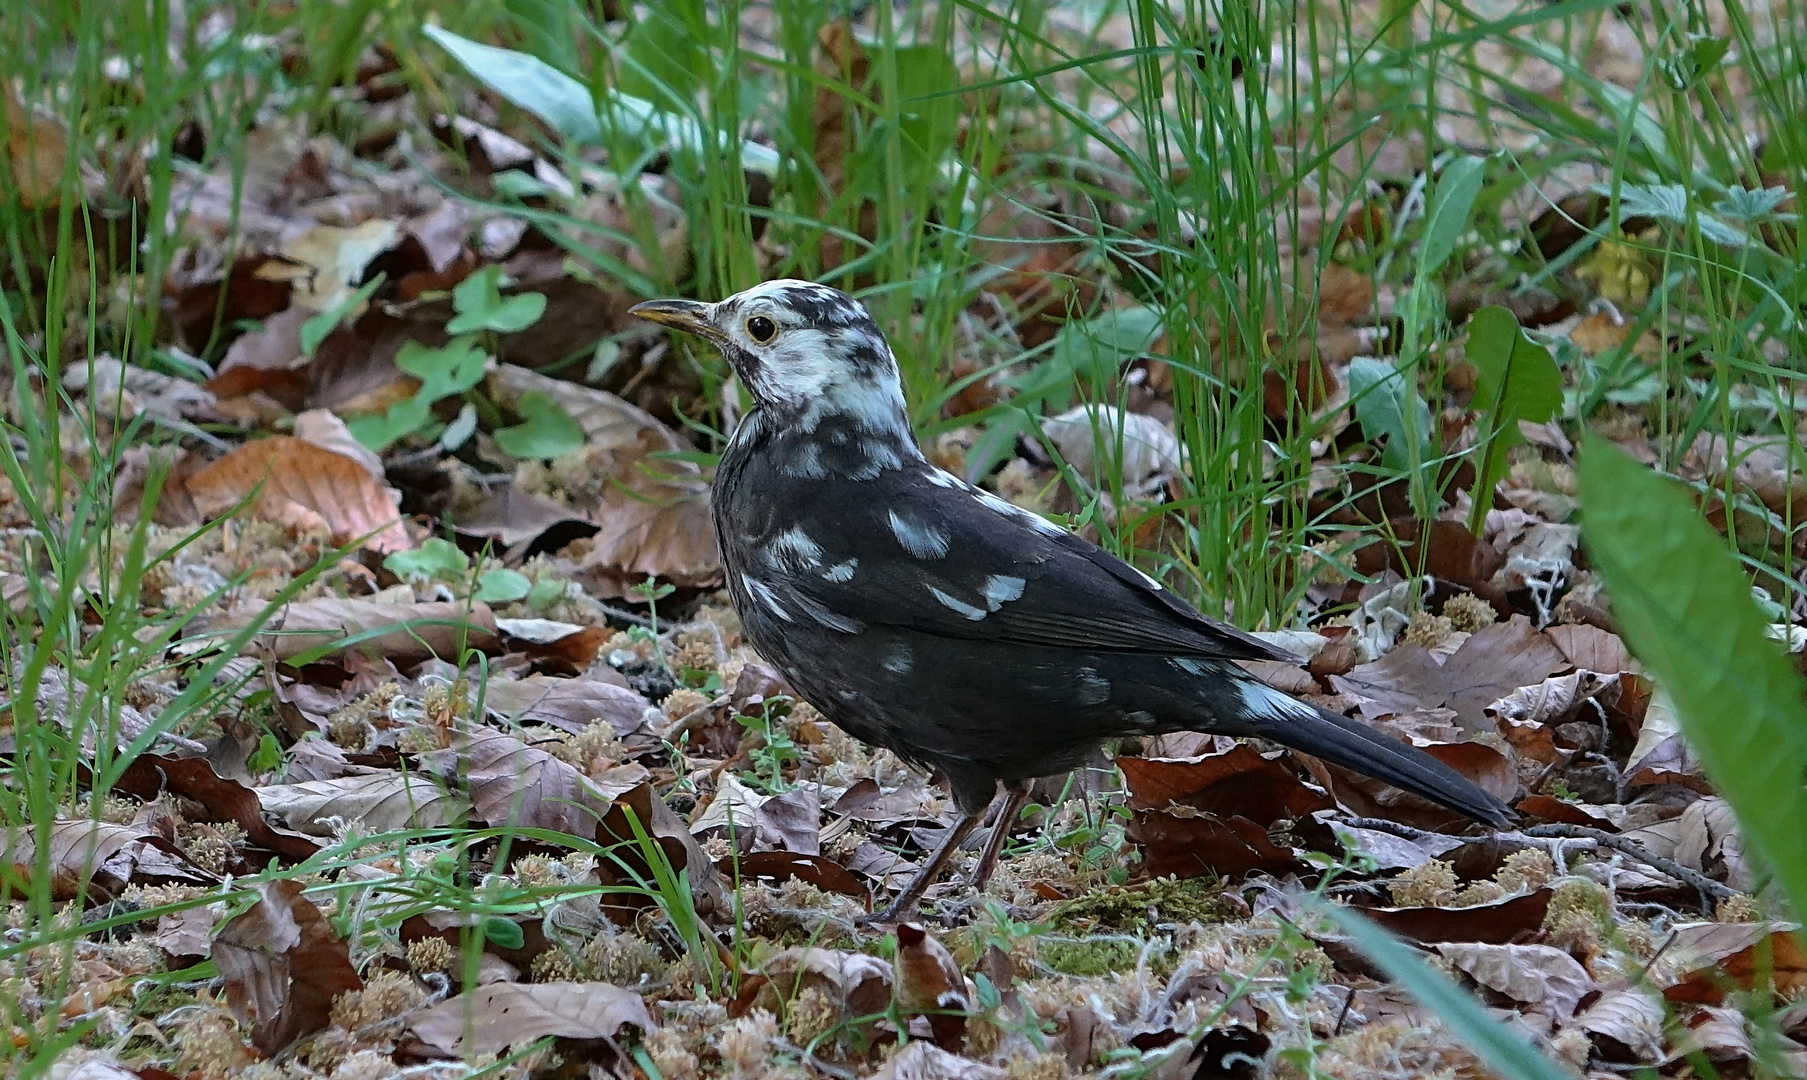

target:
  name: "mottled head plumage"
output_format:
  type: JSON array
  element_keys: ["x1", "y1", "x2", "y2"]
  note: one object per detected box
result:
[{"x1": 632, "y1": 280, "x2": 914, "y2": 453}]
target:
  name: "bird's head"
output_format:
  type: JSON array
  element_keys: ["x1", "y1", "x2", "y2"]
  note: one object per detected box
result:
[{"x1": 632, "y1": 280, "x2": 914, "y2": 446}]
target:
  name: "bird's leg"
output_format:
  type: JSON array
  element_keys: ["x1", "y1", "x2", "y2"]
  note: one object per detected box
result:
[
  {"x1": 969, "y1": 780, "x2": 1032, "y2": 893},
  {"x1": 859, "y1": 807, "x2": 986, "y2": 925}
]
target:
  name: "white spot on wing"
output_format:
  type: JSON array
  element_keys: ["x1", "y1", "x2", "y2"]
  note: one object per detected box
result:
[
  {"x1": 768, "y1": 527, "x2": 823, "y2": 570},
  {"x1": 1171, "y1": 657, "x2": 1209, "y2": 677},
  {"x1": 980, "y1": 575, "x2": 1026, "y2": 608},
  {"x1": 742, "y1": 576, "x2": 793, "y2": 622},
  {"x1": 1132, "y1": 566, "x2": 1164, "y2": 591},
  {"x1": 926, "y1": 467, "x2": 963, "y2": 489},
  {"x1": 1234, "y1": 679, "x2": 1315, "y2": 725},
  {"x1": 975, "y1": 488, "x2": 1066, "y2": 535},
  {"x1": 822, "y1": 559, "x2": 858, "y2": 583},
  {"x1": 928, "y1": 586, "x2": 987, "y2": 620},
  {"x1": 882, "y1": 643, "x2": 913, "y2": 674},
  {"x1": 1074, "y1": 666, "x2": 1112, "y2": 706},
  {"x1": 888, "y1": 509, "x2": 951, "y2": 559}
]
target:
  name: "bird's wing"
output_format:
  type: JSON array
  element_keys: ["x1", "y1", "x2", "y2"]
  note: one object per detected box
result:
[{"x1": 749, "y1": 465, "x2": 1296, "y2": 664}]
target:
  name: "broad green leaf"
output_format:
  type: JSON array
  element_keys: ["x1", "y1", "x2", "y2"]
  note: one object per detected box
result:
[
  {"x1": 1325, "y1": 906, "x2": 1575, "y2": 1080},
  {"x1": 893, "y1": 46, "x2": 961, "y2": 186},
  {"x1": 1579, "y1": 436, "x2": 1807, "y2": 926},
  {"x1": 493, "y1": 390, "x2": 586, "y2": 460},
  {"x1": 1464, "y1": 306, "x2": 1563, "y2": 533},
  {"x1": 482, "y1": 916, "x2": 526, "y2": 950},
  {"x1": 384, "y1": 538, "x2": 470, "y2": 583},
  {"x1": 1348, "y1": 356, "x2": 1432, "y2": 471},
  {"x1": 347, "y1": 395, "x2": 434, "y2": 452},
  {"x1": 396, "y1": 338, "x2": 489, "y2": 400},
  {"x1": 247, "y1": 734, "x2": 283, "y2": 774},
  {"x1": 476, "y1": 568, "x2": 533, "y2": 604},
  {"x1": 448, "y1": 266, "x2": 547, "y2": 335},
  {"x1": 1420, "y1": 155, "x2": 1487, "y2": 276},
  {"x1": 1016, "y1": 306, "x2": 1163, "y2": 409},
  {"x1": 424, "y1": 26, "x2": 601, "y2": 143}
]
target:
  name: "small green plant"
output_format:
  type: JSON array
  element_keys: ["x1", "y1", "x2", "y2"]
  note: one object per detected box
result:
[
  {"x1": 382, "y1": 539, "x2": 570, "y2": 611},
  {"x1": 736, "y1": 696, "x2": 800, "y2": 795},
  {"x1": 346, "y1": 266, "x2": 579, "y2": 457}
]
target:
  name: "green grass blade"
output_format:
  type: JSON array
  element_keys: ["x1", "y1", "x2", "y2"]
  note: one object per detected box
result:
[{"x1": 1324, "y1": 905, "x2": 1574, "y2": 1080}]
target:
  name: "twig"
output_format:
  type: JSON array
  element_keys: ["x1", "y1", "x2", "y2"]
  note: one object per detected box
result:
[
  {"x1": 660, "y1": 694, "x2": 730, "y2": 743},
  {"x1": 1524, "y1": 823, "x2": 1739, "y2": 905}
]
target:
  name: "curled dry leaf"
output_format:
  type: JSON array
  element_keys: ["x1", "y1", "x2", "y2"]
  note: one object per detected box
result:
[
  {"x1": 488, "y1": 364, "x2": 720, "y2": 590},
  {"x1": 745, "y1": 946, "x2": 893, "y2": 1028},
  {"x1": 1575, "y1": 987, "x2": 1666, "y2": 1064},
  {"x1": 1356, "y1": 888, "x2": 1553, "y2": 945},
  {"x1": 265, "y1": 219, "x2": 401, "y2": 312},
  {"x1": 115, "y1": 752, "x2": 322, "y2": 862},
  {"x1": 2, "y1": 820, "x2": 212, "y2": 900},
  {"x1": 186, "y1": 435, "x2": 413, "y2": 554},
  {"x1": 214, "y1": 879, "x2": 363, "y2": 1056},
  {"x1": 416, "y1": 727, "x2": 648, "y2": 837},
  {"x1": 871, "y1": 1040, "x2": 1005, "y2": 1080},
  {"x1": 255, "y1": 772, "x2": 469, "y2": 836},
  {"x1": 894, "y1": 922, "x2": 972, "y2": 1051},
  {"x1": 1660, "y1": 920, "x2": 1807, "y2": 1005},
  {"x1": 405, "y1": 982, "x2": 650, "y2": 1058},
  {"x1": 1434, "y1": 942, "x2": 1593, "y2": 1019},
  {"x1": 221, "y1": 597, "x2": 499, "y2": 662}
]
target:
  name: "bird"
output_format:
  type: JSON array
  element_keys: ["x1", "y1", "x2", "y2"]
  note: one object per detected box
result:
[{"x1": 632, "y1": 279, "x2": 1511, "y2": 922}]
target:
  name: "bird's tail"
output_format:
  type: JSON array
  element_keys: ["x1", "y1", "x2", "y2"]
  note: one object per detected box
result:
[{"x1": 1228, "y1": 677, "x2": 1512, "y2": 826}]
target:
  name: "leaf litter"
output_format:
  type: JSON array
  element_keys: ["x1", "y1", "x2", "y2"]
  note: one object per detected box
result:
[{"x1": 7, "y1": 3, "x2": 1807, "y2": 1079}]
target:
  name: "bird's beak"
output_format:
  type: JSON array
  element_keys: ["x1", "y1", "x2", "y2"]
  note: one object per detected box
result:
[{"x1": 630, "y1": 298, "x2": 723, "y2": 344}]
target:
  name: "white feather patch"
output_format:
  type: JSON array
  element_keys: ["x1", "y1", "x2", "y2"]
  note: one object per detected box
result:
[
  {"x1": 928, "y1": 586, "x2": 987, "y2": 621},
  {"x1": 888, "y1": 510, "x2": 951, "y2": 559}
]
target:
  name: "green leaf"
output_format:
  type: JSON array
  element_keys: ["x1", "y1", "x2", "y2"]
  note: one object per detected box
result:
[
  {"x1": 396, "y1": 338, "x2": 490, "y2": 400},
  {"x1": 1420, "y1": 155, "x2": 1487, "y2": 276},
  {"x1": 476, "y1": 567, "x2": 532, "y2": 604},
  {"x1": 383, "y1": 538, "x2": 469, "y2": 583},
  {"x1": 527, "y1": 576, "x2": 566, "y2": 612},
  {"x1": 347, "y1": 395, "x2": 434, "y2": 453},
  {"x1": 1348, "y1": 356, "x2": 1432, "y2": 471},
  {"x1": 447, "y1": 266, "x2": 547, "y2": 335},
  {"x1": 1464, "y1": 306, "x2": 1563, "y2": 533},
  {"x1": 1324, "y1": 905, "x2": 1576, "y2": 1080},
  {"x1": 423, "y1": 26, "x2": 601, "y2": 143},
  {"x1": 493, "y1": 390, "x2": 586, "y2": 460},
  {"x1": 1579, "y1": 436, "x2": 1807, "y2": 926},
  {"x1": 247, "y1": 734, "x2": 283, "y2": 774},
  {"x1": 482, "y1": 916, "x2": 527, "y2": 950},
  {"x1": 299, "y1": 274, "x2": 385, "y2": 357},
  {"x1": 1017, "y1": 306, "x2": 1163, "y2": 409},
  {"x1": 893, "y1": 46, "x2": 961, "y2": 186}
]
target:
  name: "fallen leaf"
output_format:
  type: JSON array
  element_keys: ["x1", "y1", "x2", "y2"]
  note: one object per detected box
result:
[
  {"x1": 255, "y1": 772, "x2": 469, "y2": 836},
  {"x1": 186, "y1": 435, "x2": 412, "y2": 553},
  {"x1": 1332, "y1": 616, "x2": 1569, "y2": 731},
  {"x1": 2, "y1": 820, "x2": 211, "y2": 900},
  {"x1": 1435, "y1": 941, "x2": 1592, "y2": 1019},
  {"x1": 115, "y1": 753, "x2": 322, "y2": 862},
  {"x1": 1662, "y1": 922, "x2": 1807, "y2": 1004},
  {"x1": 895, "y1": 922, "x2": 971, "y2": 1050},
  {"x1": 871, "y1": 1040, "x2": 1005, "y2": 1080},
  {"x1": 267, "y1": 219, "x2": 400, "y2": 312},
  {"x1": 1355, "y1": 888, "x2": 1553, "y2": 944},
  {"x1": 1574, "y1": 986, "x2": 1665, "y2": 1064},
  {"x1": 405, "y1": 981, "x2": 649, "y2": 1058},
  {"x1": 480, "y1": 674, "x2": 654, "y2": 737},
  {"x1": 730, "y1": 850, "x2": 868, "y2": 898},
  {"x1": 221, "y1": 597, "x2": 499, "y2": 662},
  {"x1": 214, "y1": 880, "x2": 362, "y2": 1055},
  {"x1": 417, "y1": 727, "x2": 646, "y2": 837}
]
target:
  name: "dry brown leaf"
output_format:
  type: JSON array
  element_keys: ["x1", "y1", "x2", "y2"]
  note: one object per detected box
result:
[
  {"x1": 417, "y1": 727, "x2": 646, "y2": 837},
  {"x1": 4, "y1": 86, "x2": 69, "y2": 208},
  {"x1": 1332, "y1": 616, "x2": 1569, "y2": 732},
  {"x1": 1574, "y1": 987, "x2": 1665, "y2": 1064},
  {"x1": 223, "y1": 597, "x2": 498, "y2": 662},
  {"x1": 1662, "y1": 922, "x2": 1807, "y2": 1005},
  {"x1": 744, "y1": 946, "x2": 893, "y2": 1030},
  {"x1": 453, "y1": 482, "x2": 597, "y2": 549},
  {"x1": 2, "y1": 820, "x2": 211, "y2": 900},
  {"x1": 480, "y1": 673, "x2": 653, "y2": 736},
  {"x1": 215, "y1": 879, "x2": 363, "y2": 1056},
  {"x1": 895, "y1": 922, "x2": 972, "y2": 1050},
  {"x1": 405, "y1": 982, "x2": 650, "y2": 1058},
  {"x1": 1119, "y1": 745, "x2": 1335, "y2": 821},
  {"x1": 186, "y1": 435, "x2": 412, "y2": 553},
  {"x1": 156, "y1": 906, "x2": 219, "y2": 962},
  {"x1": 1357, "y1": 888, "x2": 1553, "y2": 945},
  {"x1": 871, "y1": 1041, "x2": 1006, "y2": 1080},
  {"x1": 1435, "y1": 941, "x2": 1593, "y2": 1019},
  {"x1": 254, "y1": 772, "x2": 469, "y2": 836},
  {"x1": 1545, "y1": 623, "x2": 1635, "y2": 676},
  {"x1": 265, "y1": 219, "x2": 400, "y2": 312},
  {"x1": 115, "y1": 752, "x2": 322, "y2": 862}
]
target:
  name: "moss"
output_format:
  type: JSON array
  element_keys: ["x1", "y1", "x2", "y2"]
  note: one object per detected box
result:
[
  {"x1": 1048, "y1": 875, "x2": 1226, "y2": 935},
  {"x1": 1037, "y1": 936, "x2": 1142, "y2": 976}
]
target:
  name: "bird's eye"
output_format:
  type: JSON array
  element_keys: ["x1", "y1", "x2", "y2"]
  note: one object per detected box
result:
[{"x1": 745, "y1": 315, "x2": 778, "y2": 343}]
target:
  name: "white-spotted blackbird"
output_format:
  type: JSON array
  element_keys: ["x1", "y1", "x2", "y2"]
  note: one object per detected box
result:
[{"x1": 633, "y1": 280, "x2": 1510, "y2": 922}]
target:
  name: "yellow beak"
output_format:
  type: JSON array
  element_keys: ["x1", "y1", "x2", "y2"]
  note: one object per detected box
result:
[{"x1": 630, "y1": 298, "x2": 723, "y2": 345}]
